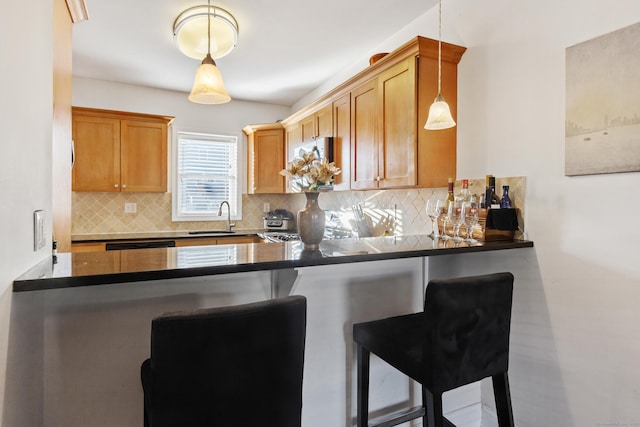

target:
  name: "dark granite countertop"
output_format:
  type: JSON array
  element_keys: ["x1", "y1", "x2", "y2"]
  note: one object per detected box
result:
[{"x1": 14, "y1": 235, "x2": 533, "y2": 292}]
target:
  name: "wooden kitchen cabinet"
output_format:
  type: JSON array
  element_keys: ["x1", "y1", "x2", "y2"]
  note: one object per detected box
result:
[
  {"x1": 285, "y1": 103, "x2": 333, "y2": 164},
  {"x1": 281, "y1": 36, "x2": 466, "y2": 190},
  {"x1": 243, "y1": 123, "x2": 285, "y2": 194},
  {"x1": 377, "y1": 57, "x2": 417, "y2": 188},
  {"x1": 351, "y1": 56, "x2": 431, "y2": 189},
  {"x1": 72, "y1": 107, "x2": 173, "y2": 192},
  {"x1": 300, "y1": 103, "x2": 333, "y2": 141},
  {"x1": 332, "y1": 92, "x2": 351, "y2": 190},
  {"x1": 350, "y1": 79, "x2": 378, "y2": 190}
]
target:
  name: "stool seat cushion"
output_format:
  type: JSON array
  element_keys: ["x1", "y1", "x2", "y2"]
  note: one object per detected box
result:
[{"x1": 353, "y1": 312, "x2": 425, "y2": 383}]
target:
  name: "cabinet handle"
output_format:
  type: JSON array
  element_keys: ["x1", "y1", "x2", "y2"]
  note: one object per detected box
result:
[
  {"x1": 114, "y1": 184, "x2": 119, "y2": 188},
  {"x1": 376, "y1": 176, "x2": 381, "y2": 182},
  {"x1": 122, "y1": 184, "x2": 127, "y2": 189}
]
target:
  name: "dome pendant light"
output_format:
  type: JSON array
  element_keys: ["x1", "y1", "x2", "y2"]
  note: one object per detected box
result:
[
  {"x1": 424, "y1": 0, "x2": 455, "y2": 130},
  {"x1": 188, "y1": 0, "x2": 231, "y2": 104}
]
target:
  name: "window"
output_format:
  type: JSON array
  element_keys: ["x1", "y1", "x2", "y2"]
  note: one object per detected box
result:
[{"x1": 173, "y1": 131, "x2": 242, "y2": 221}]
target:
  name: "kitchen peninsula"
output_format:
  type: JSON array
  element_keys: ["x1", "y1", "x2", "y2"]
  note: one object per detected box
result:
[
  {"x1": 13, "y1": 235, "x2": 533, "y2": 427},
  {"x1": 14, "y1": 235, "x2": 532, "y2": 292}
]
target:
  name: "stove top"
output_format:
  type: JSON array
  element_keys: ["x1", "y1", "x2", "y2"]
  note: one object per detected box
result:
[{"x1": 258, "y1": 232, "x2": 300, "y2": 243}]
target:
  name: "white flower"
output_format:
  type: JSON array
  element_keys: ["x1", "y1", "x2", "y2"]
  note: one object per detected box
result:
[{"x1": 279, "y1": 149, "x2": 341, "y2": 191}]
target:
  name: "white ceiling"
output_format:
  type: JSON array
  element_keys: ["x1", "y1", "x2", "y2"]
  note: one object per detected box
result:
[{"x1": 72, "y1": 0, "x2": 437, "y2": 106}]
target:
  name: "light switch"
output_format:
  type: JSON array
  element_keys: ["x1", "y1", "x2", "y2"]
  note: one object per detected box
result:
[
  {"x1": 263, "y1": 203, "x2": 270, "y2": 213},
  {"x1": 34, "y1": 210, "x2": 46, "y2": 251}
]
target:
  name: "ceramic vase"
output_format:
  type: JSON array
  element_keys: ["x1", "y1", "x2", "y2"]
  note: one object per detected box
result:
[{"x1": 297, "y1": 191, "x2": 325, "y2": 249}]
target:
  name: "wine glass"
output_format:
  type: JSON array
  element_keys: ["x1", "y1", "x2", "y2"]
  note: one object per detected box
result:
[
  {"x1": 462, "y1": 202, "x2": 479, "y2": 242},
  {"x1": 426, "y1": 198, "x2": 445, "y2": 238},
  {"x1": 447, "y1": 201, "x2": 463, "y2": 241}
]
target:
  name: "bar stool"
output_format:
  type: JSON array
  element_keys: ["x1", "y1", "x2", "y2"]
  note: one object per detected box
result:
[
  {"x1": 140, "y1": 295, "x2": 307, "y2": 427},
  {"x1": 353, "y1": 272, "x2": 515, "y2": 427}
]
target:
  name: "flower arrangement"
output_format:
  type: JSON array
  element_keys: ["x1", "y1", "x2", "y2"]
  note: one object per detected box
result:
[{"x1": 279, "y1": 149, "x2": 341, "y2": 192}]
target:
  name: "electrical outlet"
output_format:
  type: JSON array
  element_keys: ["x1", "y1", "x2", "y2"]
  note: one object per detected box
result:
[
  {"x1": 34, "y1": 210, "x2": 46, "y2": 251},
  {"x1": 263, "y1": 203, "x2": 270, "y2": 213},
  {"x1": 124, "y1": 202, "x2": 137, "y2": 213}
]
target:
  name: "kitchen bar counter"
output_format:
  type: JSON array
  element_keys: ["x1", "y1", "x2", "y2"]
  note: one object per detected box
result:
[{"x1": 14, "y1": 235, "x2": 533, "y2": 292}]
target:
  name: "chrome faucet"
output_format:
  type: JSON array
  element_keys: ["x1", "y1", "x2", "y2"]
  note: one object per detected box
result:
[{"x1": 217, "y1": 201, "x2": 236, "y2": 232}]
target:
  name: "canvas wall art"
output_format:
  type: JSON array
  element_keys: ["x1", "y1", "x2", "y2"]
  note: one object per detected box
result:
[{"x1": 565, "y1": 22, "x2": 640, "y2": 176}]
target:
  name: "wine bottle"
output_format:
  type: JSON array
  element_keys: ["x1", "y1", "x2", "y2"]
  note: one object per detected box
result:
[
  {"x1": 447, "y1": 178, "x2": 455, "y2": 206},
  {"x1": 455, "y1": 179, "x2": 471, "y2": 205},
  {"x1": 485, "y1": 176, "x2": 500, "y2": 209},
  {"x1": 483, "y1": 175, "x2": 492, "y2": 208},
  {"x1": 500, "y1": 185, "x2": 513, "y2": 208}
]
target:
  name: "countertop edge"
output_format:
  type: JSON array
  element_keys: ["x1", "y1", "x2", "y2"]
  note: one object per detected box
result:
[{"x1": 14, "y1": 238, "x2": 534, "y2": 292}]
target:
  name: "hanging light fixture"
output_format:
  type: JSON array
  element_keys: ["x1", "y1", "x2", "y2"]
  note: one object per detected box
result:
[
  {"x1": 186, "y1": 0, "x2": 231, "y2": 104},
  {"x1": 173, "y1": 4, "x2": 238, "y2": 60},
  {"x1": 424, "y1": 0, "x2": 456, "y2": 130}
]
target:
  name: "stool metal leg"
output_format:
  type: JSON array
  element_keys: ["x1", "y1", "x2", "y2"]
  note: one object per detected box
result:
[
  {"x1": 424, "y1": 388, "x2": 444, "y2": 427},
  {"x1": 357, "y1": 344, "x2": 371, "y2": 427},
  {"x1": 492, "y1": 372, "x2": 515, "y2": 427}
]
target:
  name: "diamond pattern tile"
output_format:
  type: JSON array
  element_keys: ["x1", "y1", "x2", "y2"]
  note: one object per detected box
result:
[{"x1": 72, "y1": 176, "x2": 526, "y2": 239}]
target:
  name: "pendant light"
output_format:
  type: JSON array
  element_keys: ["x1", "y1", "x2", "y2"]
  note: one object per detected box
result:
[
  {"x1": 424, "y1": 0, "x2": 455, "y2": 130},
  {"x1": 188, "y1": 0, "x2": 231, "y2": 104}
]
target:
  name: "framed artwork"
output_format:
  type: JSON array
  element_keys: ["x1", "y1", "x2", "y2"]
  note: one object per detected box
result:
[{"x1": 565, "y1": 22, "x2": 640, "y2": 176}]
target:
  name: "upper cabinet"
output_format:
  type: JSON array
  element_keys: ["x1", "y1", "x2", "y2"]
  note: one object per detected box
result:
[
  {"x1": 243, "y1": 123, "x2": 285, "y2": 194},
  {"x1": 301, "y1": 104, "x2": 333, "y2": 141},
  {"x1": 72, "y1": 107, "x2": 173, "y2": 192},
  {"x1": 285, "y1": 103, "x2": 333, "y2": 159},
  {"x1": 350, "y1": 79, "x2": 378, "y2": 190},
  {"x1": 332, "y1": 93, "x2": 351, "y2": 191},
  {"x1": 281, "y1": 36, "x2": 466, "y2": 190}
]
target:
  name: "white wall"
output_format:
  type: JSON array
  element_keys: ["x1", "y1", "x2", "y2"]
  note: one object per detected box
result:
[
  {"x1": 451, "y1": 1, "x2": 640, "y2": 426},
  {"x1": 72, "y1": 77, "x2": 292, "y2": 135},
  {"x1": 426, "y1": 1, "x2": 640, "y2": 426},
  {"x1": 0, "y1": 0, "x2": 53, "y2": 425}
]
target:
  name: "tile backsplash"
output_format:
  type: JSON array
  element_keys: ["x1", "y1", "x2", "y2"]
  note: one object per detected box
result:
[{"x1": 72, "y1": 177, "x2": 525, "y2": 239}]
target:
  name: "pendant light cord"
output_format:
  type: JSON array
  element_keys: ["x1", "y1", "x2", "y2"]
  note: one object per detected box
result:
[
  {"x1": 207, "y1": 0, "x2": 211, "y2": 55},
  {"x1": 437, "y1": 0, "x2": 442, "y2": 95}
]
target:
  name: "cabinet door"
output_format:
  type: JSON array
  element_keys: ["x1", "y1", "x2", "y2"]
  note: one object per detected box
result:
[
  {"x1": 315, "y1": 104, "x2": 333, "y2": 138},
  {"x1": 378, "y1": 58, "x2": 417, "y2": 188},
  {"x1": 286, "y1": 123, "x2": 302, "y2": 160},
  {"x1": 250, "y1": 128, "x2": 285, "y2": 193},
  {"x1": 417, "y1": 54, "x2": 458, "y2": 188},
  {"x1": 332, "y1": 93, "x2": 351, "y2": 191},
  {"x1": 120, "y1": 249, "x2": 170, "y2": 272},
  {"x1": 72, "y1": 115, "x2": 121, "y2": 192},
  {"x1": 120, "y1": 120, "x2": 168, "y2": 192},
  {"x1": 350, "y1": 79, "x2": 378, "y2": 190},
  {"x1": 300, "y1": 115, "x2": 316, "y2": 142}
]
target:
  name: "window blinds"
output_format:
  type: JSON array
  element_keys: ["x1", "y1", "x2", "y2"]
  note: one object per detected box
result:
[{"x1": 176, "y1": 133, "x2": 238, "y2": 217}]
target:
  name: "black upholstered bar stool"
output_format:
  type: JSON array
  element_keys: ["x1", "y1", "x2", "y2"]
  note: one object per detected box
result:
[
  {"x1": 353, "y1": 272, "x2": 515, "y2": 427},
  {"x1": 141, "y1": 295, "x2": 307, "y2": 427}
]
